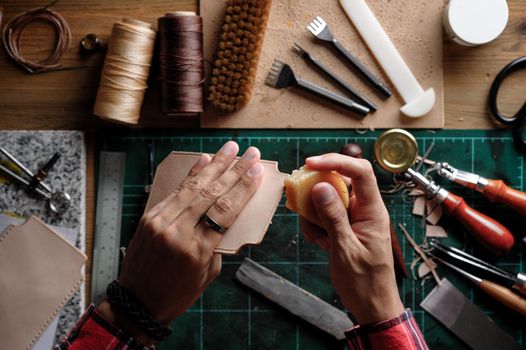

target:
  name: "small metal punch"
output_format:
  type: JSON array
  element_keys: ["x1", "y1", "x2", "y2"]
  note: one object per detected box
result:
[{"x1": 0, "y1": 147, "x2": 71, "y2": 215}]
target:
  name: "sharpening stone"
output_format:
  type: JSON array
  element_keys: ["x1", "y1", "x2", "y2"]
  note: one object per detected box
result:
[
  {"x1": 235, "y1": 258, "x2": 353, "y2": 340},
  {"x1": 421, "y1": 278, "x2": 521, "y2": 350}
]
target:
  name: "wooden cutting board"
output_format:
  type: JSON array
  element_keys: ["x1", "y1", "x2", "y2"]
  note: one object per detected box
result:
[{"x1": 200, "y1": 0, "x2": 444, "y2": 129}]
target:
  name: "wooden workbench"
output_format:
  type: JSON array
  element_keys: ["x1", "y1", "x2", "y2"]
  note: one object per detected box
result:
[
  {"x1": 0, "y1": 0, "x2": 525, "y2": 302},
  {"x1": 0, "y1": 0, "x2": 525, "y2": 130}
]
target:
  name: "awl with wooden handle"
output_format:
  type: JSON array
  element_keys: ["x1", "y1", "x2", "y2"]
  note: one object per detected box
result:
[
  {"x1": 439, "y1": 259, "x2": 526, "y2": 316},
  {"x1": 406, "y1": 168, "x2": 515, "y2": 255},
  {"x1": 437, "y1": 162, "x2": 526, "y2": 217},
  {"x1": 429, "y1": 240, "x2": 526, "y2": 296}
]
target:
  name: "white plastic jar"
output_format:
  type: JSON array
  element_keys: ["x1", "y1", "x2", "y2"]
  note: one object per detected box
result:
[{"x1": 443, "y1": 0, "x2": 509, "y2": 46}]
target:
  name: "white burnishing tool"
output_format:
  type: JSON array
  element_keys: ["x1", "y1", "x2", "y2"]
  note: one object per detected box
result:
[{"x1": 339, "y1": 0, "x2": 436, "y2": 118}]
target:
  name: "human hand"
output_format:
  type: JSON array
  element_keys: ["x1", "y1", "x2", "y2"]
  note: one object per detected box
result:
[
  {"x1": 98, "y1": 141, "x2": 264, "y2": 344},
  {"x1": 300, "y1": 154, "x2": 403, "y2": 325}
]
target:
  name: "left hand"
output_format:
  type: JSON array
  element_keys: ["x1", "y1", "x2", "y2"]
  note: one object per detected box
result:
[{"x1": 98, "y1": 141, "x2": 264, "y2": 344}]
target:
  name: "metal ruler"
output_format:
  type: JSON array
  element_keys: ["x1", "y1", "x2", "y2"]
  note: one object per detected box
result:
[{"x1": 91, "y1": 151, "x2": 126, "y2": 305}]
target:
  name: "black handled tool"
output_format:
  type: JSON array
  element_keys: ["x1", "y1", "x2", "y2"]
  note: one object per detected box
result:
[
  {"x1": 307, "y1": 16, "x2": 392, "y2": 98},
  {"x1": 265, "y1": 60, "x2": 370, "y2": 117},
  {"x1": 28, "y1": 152, "x2": 60, "y2": 192},
  {"x1": 292, "y1": 43, "x2": 377, "y2": 111}
]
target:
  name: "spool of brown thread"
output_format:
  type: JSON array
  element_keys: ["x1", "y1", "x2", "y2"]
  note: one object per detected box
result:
[
  {"x1": 93, "y1": 18, "x2": 156, "y2": 125},
  {"x1": 158, "y1": 12, "x2": 204, "y2": 114}
]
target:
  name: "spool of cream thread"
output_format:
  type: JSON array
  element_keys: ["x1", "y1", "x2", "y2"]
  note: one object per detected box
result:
[
  {"x1": 94, "y1": 18, "x2": 156, "y2": 124},
  {"x1": 443, "y1": 0, "x2": 509, "y2": 46}
]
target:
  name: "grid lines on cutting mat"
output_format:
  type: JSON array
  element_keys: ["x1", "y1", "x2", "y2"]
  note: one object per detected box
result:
[{"x1": 100, "y1": 129, "x2": 524, "y2": 349}]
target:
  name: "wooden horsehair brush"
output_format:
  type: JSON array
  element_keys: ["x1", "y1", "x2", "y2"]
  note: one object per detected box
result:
[{"x1": 208, "y1": 0, "x2": 272, "y2": 112}]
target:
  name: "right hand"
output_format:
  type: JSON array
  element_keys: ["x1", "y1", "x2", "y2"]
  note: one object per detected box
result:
[{"x1": 301, "y1": 154, "x2": 404, "y2": 325}]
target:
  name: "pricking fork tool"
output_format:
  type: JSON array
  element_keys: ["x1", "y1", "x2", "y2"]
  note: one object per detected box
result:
[
  {"x1": 265, "y1": 60, "x2": 370, "y2": 117},
  {"x1": 436, "y1": 162, "x2": 526, "y2": 217},
  {"x1": 291, "y1": 43, "x2": 377, "y2": 112},
  {"x1": 0, "y1": 147, "x2": 71, "y2": 215},
  {"x1": 428, "y1": 240, "x2": 526, "y2": 296},
  {"x1": 339, "y1": 0, "x2": 436, "y2": 118},
  {"x1": 307, "y1": 16, "x2": 392, "y2": 98}
]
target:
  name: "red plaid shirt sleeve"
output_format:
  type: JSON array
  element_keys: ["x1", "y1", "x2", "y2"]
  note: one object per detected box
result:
[
  {"x1": 346, "y1": 309, "x2": 428, "y2": 350},
  {"x1": 59, "y1": 305, "x2": 426, "y2": 350},
  {"x1": 57, "y1": 304, "x2": 152, "y2": 350}
]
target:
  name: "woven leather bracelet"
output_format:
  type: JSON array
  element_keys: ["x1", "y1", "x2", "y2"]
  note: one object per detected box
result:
[{"x1": 106, "y1": 280, "x2": 172, "y2": 342}]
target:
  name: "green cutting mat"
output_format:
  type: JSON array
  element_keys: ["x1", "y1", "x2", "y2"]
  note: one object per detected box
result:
[{"x1": 99, "y1": 129, "x2": 525, "y2": 350}]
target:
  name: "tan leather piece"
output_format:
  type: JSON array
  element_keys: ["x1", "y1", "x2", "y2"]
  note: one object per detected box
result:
[
  {"x1": 0, "y1": 216, "x2": 86, "y2": 350},
  {"x1": 145, "y1": 152, "x2": 289, "y2": 254}
]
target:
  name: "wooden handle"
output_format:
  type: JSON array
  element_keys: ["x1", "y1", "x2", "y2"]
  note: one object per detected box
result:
[
  {"x1": 390, "y1": 222, "x2": 409, "y2": 279},
  {"x1": 441, "y1": 193, "x2": 515, "y2": 255},
  {"x1": 483, "y1": 179, "x2": 526, "y2": 217},
  {"x1": 480, "y1": 280, "x2": 526, "y2": 316}
]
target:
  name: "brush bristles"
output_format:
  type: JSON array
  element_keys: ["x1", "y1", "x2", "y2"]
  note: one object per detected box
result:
[{"x1": 208, "y1": 0, "x2": 272, "y2": 112}]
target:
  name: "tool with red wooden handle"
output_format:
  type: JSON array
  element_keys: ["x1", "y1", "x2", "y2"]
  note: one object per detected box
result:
[
  {"x1": 406, "y1": 168, "x2": 515, "y2": 255},
  {"x1": 437, "y1": 162, "x2": 526, "y2": 217}
]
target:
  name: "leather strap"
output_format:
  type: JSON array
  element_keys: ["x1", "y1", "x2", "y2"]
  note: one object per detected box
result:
[{"x1": 106, "y1": 280, "x2": 172, "y2": 342}]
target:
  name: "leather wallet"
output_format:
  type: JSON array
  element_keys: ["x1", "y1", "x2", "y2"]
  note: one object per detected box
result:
[{"x1": 0, "y1": 216, "x2": 86, "y2": 349}]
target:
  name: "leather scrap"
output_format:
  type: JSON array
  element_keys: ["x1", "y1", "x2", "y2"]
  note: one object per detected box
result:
[
  {"x1": 426, "y1": 224, "x2": 447, "y2": 238},
  {"x1": 412, "y1": 196, "x2": 426, "y2": 216}
]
